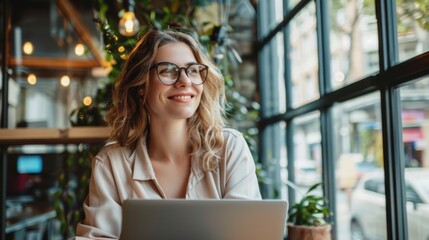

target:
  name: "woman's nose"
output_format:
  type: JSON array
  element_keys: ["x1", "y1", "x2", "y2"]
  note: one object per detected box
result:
[{"x1": 175, "y1": 70, "x2": 192, "y2": 87}]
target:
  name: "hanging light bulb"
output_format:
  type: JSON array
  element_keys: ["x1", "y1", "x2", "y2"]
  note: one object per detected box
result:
[
  {"x1": 118, "y1": 0, "x2": 139, "y2": 37},
  {"x1": 119, "y1": 12, "x2": 139, "y2": 37}
]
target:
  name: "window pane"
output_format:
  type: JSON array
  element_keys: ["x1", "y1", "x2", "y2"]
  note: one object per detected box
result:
[
  {"x1": 399, "y1": 76, "x2": 429, "y2": 240},
  {"x1": 258, "y1": 0, "x2": 284, "y2": 39},
  {"x1": 289, "y1": 2, "x2": 319, "y2": 107},
  {"x1": 273, "y1": 0, "x2": 284, "y2": 28},
  {"x1": 333, "y1": 92, "x2": 386, "y2": 239},
  {"x1": 6, "y1": 144, "x2": 75, "y2": 198},
  {"x1": 292, "y1": 111, "x2": 322, "y2": 195},
  {"x1": 279, "y1": 122, "x2": 288, "y2": 200},
  {"x1": 5, "y1": 143, "x2": 93, "y2": 240},
  {"x1": 260, "y1": 32, "x2": 286, "y2": 117},
  {"x1": 286, "y1": 0, "x2": 301, "y2": 11},
  {"x1": 8, "y1": 1, "x2": 104, "y2": 128},
  {"x1": 9, "y1": 75, "x2": 100, "y2": 128},
  {"x1": 396, "y1": 1, "x2": 429, "y2": 62},
  {"x1": 329, "y1": 0, "x2": 379, "y2": 89},
  {"x1": 261, "y1": 122, "x2": 287, "y2": 199}
]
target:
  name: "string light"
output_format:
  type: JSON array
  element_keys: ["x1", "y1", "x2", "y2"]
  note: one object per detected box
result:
[
  {"x1": 23, "y1": 41, "x2": 34, "y2": 55},
  {"x1": 83, "y1": 96, "x2": 92, "y2": 106},
  {"x1": 75, "y1": 43, "x2": 85, "y2": 56},
  {"x1": 27, "y1": 74, "x2": 37, "y2": 85},
  {"x1": 60, "y1": 75, "x2": 70, "y2": 87}
]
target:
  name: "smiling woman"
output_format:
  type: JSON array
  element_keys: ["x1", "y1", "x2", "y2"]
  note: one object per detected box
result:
[{"x1": 75, "y1": 29, "x2": 261, "y2": 239}]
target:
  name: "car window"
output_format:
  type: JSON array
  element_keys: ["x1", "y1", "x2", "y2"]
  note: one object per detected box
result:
[
  {"x1": 364, "y1": 178, "x2": 385, "y2": 194},
  {"x1": 364, "y1": 179, "x2": 377, "y2": 192},
  {"x1": 376, "y1": 180, "x2": 385, "y2": 194}
]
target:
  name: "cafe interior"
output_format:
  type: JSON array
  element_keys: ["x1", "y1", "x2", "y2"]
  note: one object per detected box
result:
[{"x1": 1, "y1": 0, "x2": 429, "y2": 239}]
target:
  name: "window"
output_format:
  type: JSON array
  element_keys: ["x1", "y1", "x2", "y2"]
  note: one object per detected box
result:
[
  {"x1": 399, "y1": 76, "x2": 429, "y2": 240},
  {"x1": 396, "y1": 0, "x2": 429, "y2": 62},
  {"x1": 3, "y1": 0, "x2": 104, "y2": 128},
  {"x1": 328, "y1": 0, "x2": 379, "y2": 89},
  {"x1": 257, "y1": 0, "x2": 429, "y2": 239},
  {"x1": 289, "y1": 2, "x2": 319, "y2": 107},
  {"x1": 292, "y1": 112, "x2": 322, "y2": 191}
]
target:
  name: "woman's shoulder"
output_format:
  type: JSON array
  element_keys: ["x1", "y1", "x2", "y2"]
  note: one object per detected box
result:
[
  {"x1": 222, "y1": 128, "x2": 243, "y2": 138},
  {"x1": 98, "y1": 140, "x2": 120, "y2": 154},
  {"x1": 222, "y1": 128, "x2": 247, "y2": 146},
  {"x1": 95, "y1": 140, "x2": 131, "y2": 163}
]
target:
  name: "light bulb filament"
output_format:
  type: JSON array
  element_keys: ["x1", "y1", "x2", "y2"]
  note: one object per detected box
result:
[{"x1": 125, "y1": 19, "x2": 134, "y2": 33}]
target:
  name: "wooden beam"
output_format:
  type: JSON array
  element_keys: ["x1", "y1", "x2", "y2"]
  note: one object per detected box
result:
[
  {"x1": 0, "y1": 127, "x2": 111, "y2": 145},
  {"x1": 56, "y1": 0, "x2": 109, "y2": 68}
]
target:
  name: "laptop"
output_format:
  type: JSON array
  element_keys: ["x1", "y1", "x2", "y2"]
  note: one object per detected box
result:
[{"x1": 120, "y1": 199, "x2": 288, "y2": 240}]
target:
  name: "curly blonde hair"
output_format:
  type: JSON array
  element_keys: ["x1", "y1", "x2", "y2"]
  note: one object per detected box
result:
[{"x1": 106, "y1": 29, "x2": 226, "y2": 171}]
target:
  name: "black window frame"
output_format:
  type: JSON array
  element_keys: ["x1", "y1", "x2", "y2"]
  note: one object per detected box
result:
[{"x1": 256, "y1": 0, "x2": 429, "y2": 239}]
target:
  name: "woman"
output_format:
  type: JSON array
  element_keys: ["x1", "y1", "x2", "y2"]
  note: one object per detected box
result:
[{"x1": 76, "y1": 29, "x2": 261, "y2": 239}]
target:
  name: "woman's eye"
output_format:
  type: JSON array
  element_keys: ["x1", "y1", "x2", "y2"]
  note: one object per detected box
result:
[
  {"x1": 159, "y1": 66, "x2": 177, "y2": 75},
  {"x1": 187, "y1": 68, "x2": 198, "y2": 75}
]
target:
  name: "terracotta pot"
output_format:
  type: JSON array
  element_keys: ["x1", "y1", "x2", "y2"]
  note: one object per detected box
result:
[{"x1": 287, "y1": 223, "x2": 331, "y2": 240}]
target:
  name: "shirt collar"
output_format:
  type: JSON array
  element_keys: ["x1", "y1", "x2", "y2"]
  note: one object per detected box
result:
[{"x1": 131, "y1": 135, "x2": 156, "y2": 181}]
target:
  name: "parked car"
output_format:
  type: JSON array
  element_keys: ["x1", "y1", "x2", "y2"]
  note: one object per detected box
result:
[{"x1": 350, "y1": 168, "x2": 429, "y2": 240}]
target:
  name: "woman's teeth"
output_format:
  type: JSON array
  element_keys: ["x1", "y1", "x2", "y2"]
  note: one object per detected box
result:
[{"x1": 172, "y1": 95, "x2": 191, "y2": 100}]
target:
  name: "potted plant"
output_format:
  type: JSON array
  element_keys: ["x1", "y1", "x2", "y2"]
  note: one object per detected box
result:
[{"x1": 287, "y1": 182, "x2": 332, "y2": 240}]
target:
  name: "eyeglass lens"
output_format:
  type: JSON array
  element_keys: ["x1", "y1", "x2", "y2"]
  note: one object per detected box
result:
[{"x1": 155, "y1": 62, "x2": 208, "y2": 85}]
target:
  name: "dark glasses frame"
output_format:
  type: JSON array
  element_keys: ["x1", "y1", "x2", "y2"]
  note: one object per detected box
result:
[{"x1": 150, "y1": 62, "x2": 209, "y2": 85}]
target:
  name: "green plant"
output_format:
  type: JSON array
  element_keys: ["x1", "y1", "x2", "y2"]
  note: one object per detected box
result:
[
  {"x1": 288, "y1": 182, "x2": 330, "y2": 226},
  {"x1": 53, "y1": 144, "x2": 102, "y2": 238}
]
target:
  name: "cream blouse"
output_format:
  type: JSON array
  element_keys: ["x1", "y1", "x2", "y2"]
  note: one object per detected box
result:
[{"x1": 75, "y1": 128, "x2": 261, "y2": 239}]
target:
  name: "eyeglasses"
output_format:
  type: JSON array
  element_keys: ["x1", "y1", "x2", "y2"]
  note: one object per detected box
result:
[{"x1": 151, "y1": 62, "x2": 209, "y2": 85}]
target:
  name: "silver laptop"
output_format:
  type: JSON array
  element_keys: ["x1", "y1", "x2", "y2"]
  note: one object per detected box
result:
[{"x1": 120, "y1": 199, "x2": 288, "y2": 240}]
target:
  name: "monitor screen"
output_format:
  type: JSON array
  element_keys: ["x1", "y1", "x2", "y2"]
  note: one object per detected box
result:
[{"x1": 17, "y1": 155, "x2": 43, "y2": 174}]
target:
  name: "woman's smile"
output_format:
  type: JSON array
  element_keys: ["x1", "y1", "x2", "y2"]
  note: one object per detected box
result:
[{"x1": 167, "y1": 93, "x2": 195, "y2": 102}]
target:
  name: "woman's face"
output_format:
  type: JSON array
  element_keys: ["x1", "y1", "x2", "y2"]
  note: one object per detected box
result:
[{"x1": 145, "y1": 42, "x2": 204, "y2": 122}]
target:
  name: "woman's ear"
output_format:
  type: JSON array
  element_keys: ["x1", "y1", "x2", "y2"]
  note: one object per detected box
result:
[{"x1": 139, "y1": 88, "x2": 144, "y2": 97}]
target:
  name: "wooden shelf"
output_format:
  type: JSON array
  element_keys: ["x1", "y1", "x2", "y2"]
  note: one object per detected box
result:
[
  {"x1": 10, "y1": 57, "x2": 101, "y2": 70},
  {"x1": 0, "y1": 127, "x2": 111, "y2": 145}
]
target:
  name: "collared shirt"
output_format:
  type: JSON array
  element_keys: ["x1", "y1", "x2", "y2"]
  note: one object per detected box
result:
[{"x1": 75, "y1": 128, "x2": 261, "y2": 239}]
